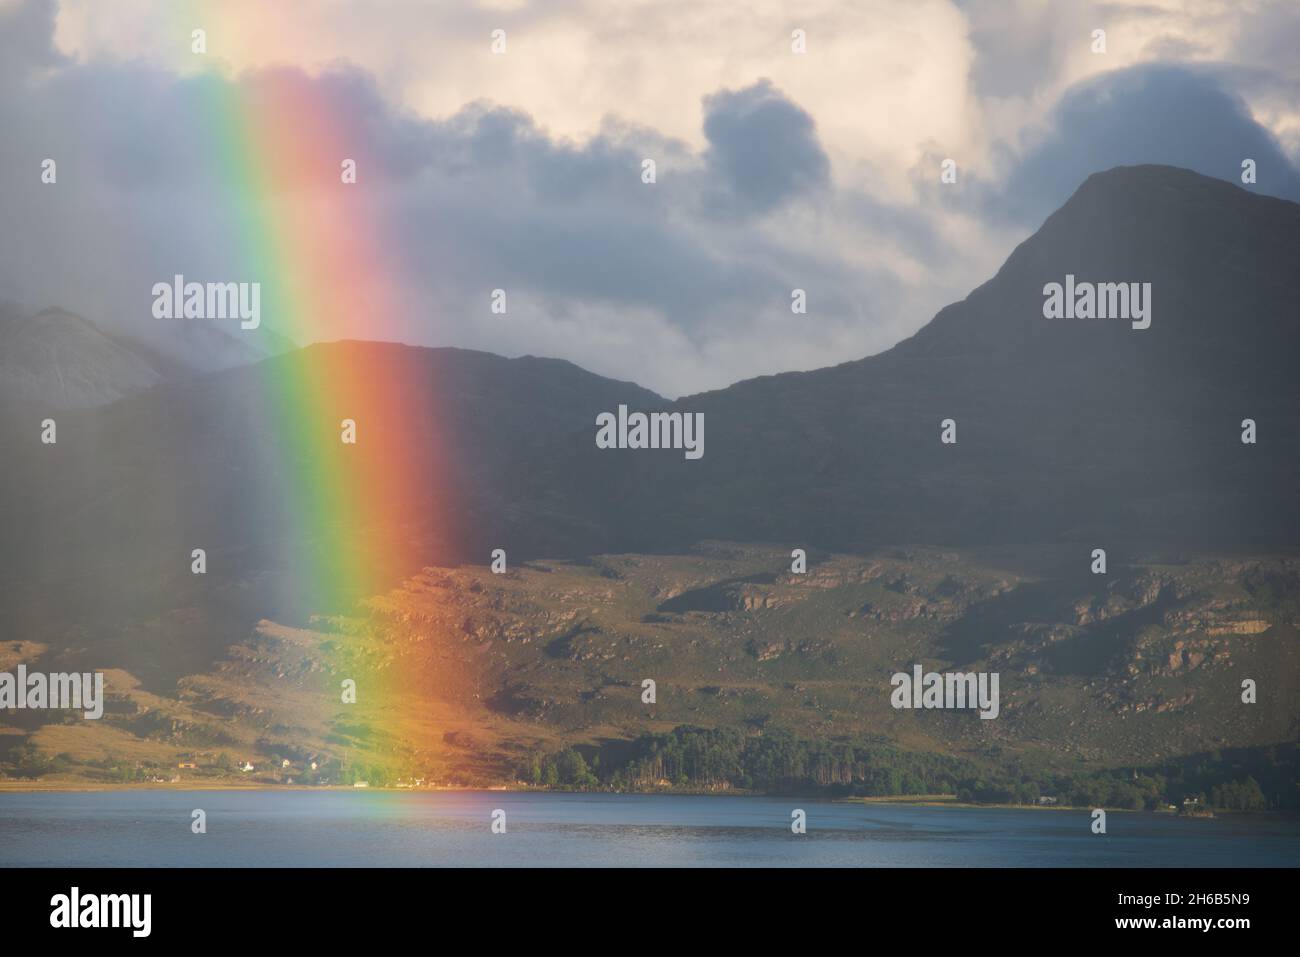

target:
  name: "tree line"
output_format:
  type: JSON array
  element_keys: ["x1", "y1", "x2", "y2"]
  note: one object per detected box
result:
[{"x1": 520, "y1": 728, "x2": 1297, "y2": 811}]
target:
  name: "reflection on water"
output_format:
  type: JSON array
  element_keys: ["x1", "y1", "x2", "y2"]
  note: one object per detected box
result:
[{"x1": 1, "y1": 791, "x2": 1296, "y2": 867}]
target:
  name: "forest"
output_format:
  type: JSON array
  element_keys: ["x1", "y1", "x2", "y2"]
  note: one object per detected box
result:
[{"x1": 522, "y1": 727, "x2": 1295, "y2": 812}]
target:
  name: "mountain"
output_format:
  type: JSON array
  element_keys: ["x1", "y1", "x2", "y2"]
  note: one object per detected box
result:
[
  {"x1": 4, "y1": 164, "x2": 1299, "y2": 795},
  {"x1": 0, "y1": 304, "x2": 297, "y2": 414},
  {"x1": 112, "y1": 318, "x2": 298, "y2": 379},
  {"x1": 1, "y1": 343, "x2": 664, "y2": 676},
  {"x1": 593, "y1": 165, "x2": 1300, "y2": 552},
  {"x1": 0, "y1": 307, "x2": 163, "y2": 410},
  {"x1": 9, "y1": 544, "x2": 1299, "y2": 795},
  {"x1": 6, "y1": 166, "x2": 1299, "y2": 625}
]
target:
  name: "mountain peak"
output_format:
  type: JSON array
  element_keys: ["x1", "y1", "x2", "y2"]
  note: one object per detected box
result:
[{"x1": 1060, "y1": 163, "x2": 1291, "y2": 214}]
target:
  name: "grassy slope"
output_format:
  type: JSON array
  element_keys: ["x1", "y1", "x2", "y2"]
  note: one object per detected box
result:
[{"x1": 5, "y1": 543, "x2": 1296, "y2": 790}]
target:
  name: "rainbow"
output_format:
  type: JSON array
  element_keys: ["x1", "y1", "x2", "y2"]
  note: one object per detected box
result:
[
  {"x1": 123, "y1": 41, "x2": 491, "y2": 786},
  {"x1": 195, "y1": 65, "x2": 448, "y2": 617}
]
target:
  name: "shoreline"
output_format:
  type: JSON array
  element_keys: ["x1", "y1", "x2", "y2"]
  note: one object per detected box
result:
[
  {"x1": 838, "y1": 795, "x2": 1144, "y2": 812},
  {"x1": 0, "y1": 781, "x2": 1272, "y2": 815}
]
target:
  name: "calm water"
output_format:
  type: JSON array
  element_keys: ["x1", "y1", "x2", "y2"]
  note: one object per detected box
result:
[{"x1": 1, "y1": 791, "x2": 1296, "y2": 867}]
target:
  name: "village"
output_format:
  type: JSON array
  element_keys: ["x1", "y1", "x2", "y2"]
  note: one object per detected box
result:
[{"x1": 123, "y1": 752, "x2": 436, "y2": 790}]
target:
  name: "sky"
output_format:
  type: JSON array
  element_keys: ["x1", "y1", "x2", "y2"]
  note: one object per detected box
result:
[{"x1": 2, "y1": 0, "x2": 1299, "y2": 397}]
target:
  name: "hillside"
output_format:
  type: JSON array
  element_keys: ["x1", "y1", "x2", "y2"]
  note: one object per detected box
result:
[
  {"x1": 3, "y1": 165, "x2": 1298, "y2": 801},
  {"x1": 0, "y1": 308, "x2": 162, "y2": 410},
  {"x1": 6, "y1": 544, "x2": 1296, "y2": 803},
  {"x1": 597, "y1": 166, "x2": 1300, "y2": 551}
]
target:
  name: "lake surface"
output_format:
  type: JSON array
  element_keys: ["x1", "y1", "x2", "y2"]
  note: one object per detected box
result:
[{"x1": 1, "y1": 791, "x2": 1296, "y2": 867}]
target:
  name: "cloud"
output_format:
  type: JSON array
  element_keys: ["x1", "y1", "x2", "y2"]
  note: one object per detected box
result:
[
  {"x1": 4, "y1": 0, "x2": 1299, "y2": 397},
  {"x1": 960, "y1": 0, "x2": 1063, "y2": 100},
  {"x1": 701, "y1": 79, "x2": 831, "y2": 217},
  {"x1": 0, "y1": 18, "x2": 936, "y2": 397},
  {"x1": 0, "y1": 0, "x2": 64, "y2": 81},
  {"x1": 984, "y1": 64, "x2": 1300, "y2": 224}
]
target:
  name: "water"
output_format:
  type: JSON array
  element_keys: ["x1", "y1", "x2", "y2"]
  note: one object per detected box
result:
[{"x1": 1, "y1": 791, "x2": 1296, "y2": 867}]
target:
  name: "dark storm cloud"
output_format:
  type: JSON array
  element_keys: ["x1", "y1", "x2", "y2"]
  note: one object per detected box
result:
[
  {"x1": 11, "y1": 0, "x2": 1295, "y2": 397},
  {"x1": 392, "y1": 96, "x2": 886, "y2": 350},
  {"x1": 989, "y1": 64, "x2": 1300, "y2": 223},
  {"x1": 701, "y1": 79, "x2": 831, "y2": 217},
  {"x1": 0, "y1": 19, "x2": 885, "y2": 393},
  {"x1": 0, "y1": 0, "x2": 64, "y2": 81}
]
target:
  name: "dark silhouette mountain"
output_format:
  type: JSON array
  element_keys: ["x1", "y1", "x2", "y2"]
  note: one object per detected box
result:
[
  {"x1": 1, "y1": 343, "x2": 664, "y2": 644},
  {"x1": 571, "y1": 164, "x2": 1300, "y2": 553},
  {"x1": 4, "y1": 165, "x2": 1299, "y2": 641}
]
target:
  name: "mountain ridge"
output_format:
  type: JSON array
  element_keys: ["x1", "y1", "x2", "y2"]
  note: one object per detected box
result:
[
  {"x1": 4, "y1": 164, "x2": 1300, "y2": 796},
  {"x1": 6, "y1": 164, "x2": 1299, "y2": 622}
]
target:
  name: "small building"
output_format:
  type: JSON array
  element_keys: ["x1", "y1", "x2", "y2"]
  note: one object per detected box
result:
[
  {"x1": 240, "y1": 761, "x2": 255, "y2": 773},
  {"x1": 177, "y1": 762, "x2": 198, "y2": 770}
]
